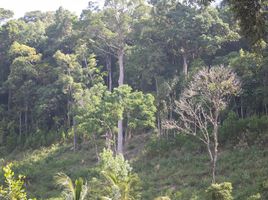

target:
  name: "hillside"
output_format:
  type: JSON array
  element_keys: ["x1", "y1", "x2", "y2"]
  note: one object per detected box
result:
[{"x1": 1, "y1": 135, "x2": 267, "y2": 200}]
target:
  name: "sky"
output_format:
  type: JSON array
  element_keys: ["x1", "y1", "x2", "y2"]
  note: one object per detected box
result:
[
  {"x1": 0, "y1": 0, "x2": 222, "y2": 19},
  {"x1": 0, "y1": 0, "x2": 105, "y2": 18}
]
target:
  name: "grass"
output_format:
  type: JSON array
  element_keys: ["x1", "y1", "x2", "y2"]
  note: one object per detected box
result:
[
  {"x1": 0, "y1": 143, "x2": 99, "y2": 199},
  {"x1": 0, "y1": 134, "x2": 268, "y2": 200},
  {"x1": 133, "y1": 135, "x2": 268, "y2": 199}
]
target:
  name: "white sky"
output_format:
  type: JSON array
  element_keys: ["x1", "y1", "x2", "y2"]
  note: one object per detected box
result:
[
  {"x1": 0, "y1": 0, "x2": 104, "y2": 18},
  {"x1": 0, "y1": 0, "x2": 222, "y2": 19}
]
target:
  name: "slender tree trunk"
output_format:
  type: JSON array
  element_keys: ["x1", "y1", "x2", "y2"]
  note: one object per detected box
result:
[
  {"x1": 182, "y1": 54, "x2": 188, "y2": 76},
  {"x1": 118, "y1": 49, "x2": 124, "y2": 86},
  {"x1": 73, "y1": 117, "x2": 77, "y2": 152},
  {"x1": 67, "y1": 99, "x2": 71, "y2": 128},
  {"x1": 206, "y1": 142, "x2": 213, "y2": 164},
  {"x1": 117, "y1": 48, "x2": 124, "y2": 155},
  {"x1": 241, "y1": 98, "x2": 244, "y2": 119},
  {"x1": 117, "y1": 120, "x2": 124, "y2": 154},
  {"x1": 92, "y1": 133, "x2": 100, "y2": 161},
  {"x1": 157, "y1": 113, "x2": 162, "y2": 136},
  {"x1": 8, "y1": 89, "x2": 11, "y2": 112},
  {"x1": 106, "y1": 54, "x2": 112, "y2": 91},
  {"x1": 155, "y1": 77, "x2": 162, "y2": 136},
  {"x1": 105, "y1": 131, "x2": 112, "y2": 149},
  {"x1": 104, "y1": 54, "x2": 113, "y2": 149},
  {"x1": 25, "y1": 103, "x2": 28, "y2": 135},
  {"x1": 206, "y1": 142, "x2": 215, "y2": 183},
  {"x1": 169, "y1": 96, "x2": 173, "y2": 120},
  {"x1": 212, "y1": 113, "x2": 219, "y2": 184},
  {"x1": 234, "y1": 98, "x2": 240, "y2": 116},
  {"x1": 212, "y1": 141, "x2": 217, "y2": 183},
  {"x1": 19, "y1": 111, "x2": 22, "y2": 142}
]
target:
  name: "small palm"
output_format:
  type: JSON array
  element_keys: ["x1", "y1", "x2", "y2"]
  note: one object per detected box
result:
[{"x1": 55, "y1": 173, "x2": 88, "y2": 200}]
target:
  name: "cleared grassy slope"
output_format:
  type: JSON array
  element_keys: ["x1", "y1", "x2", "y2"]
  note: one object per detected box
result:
[
  {"x1": 1, "y1": 135, "x2": 268, "y2": 199},
  {"x1": 135, "y1": 144, "x2": 268, "y2": 199},
  {"x1": 0, "y1": 143, "x2": 99, "y2": 199}
]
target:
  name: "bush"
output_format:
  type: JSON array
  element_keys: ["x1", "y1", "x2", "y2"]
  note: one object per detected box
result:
[
  {"x1": 88, "y1": 149, "x2": 141, "y2": 200},
  {"x1": 247, "y1": 193, "x2": 261, "y2": 200},
  {"x1": 154, "y1": 196, "x2": 171, "y2": 200},
  {"x1": 145, "y1": 134, "x2": 201, "y2": 157},
  {"x1": 0, "y1": 163, "x2": 34, "y2": 200},
  {"x1": 206, "y1": 182, "x2": 233, "y2": 200},
  {"x1": 260, "y1": 180, "x2": 268, "y2": 199},
  {"x1": 219, "y1": 113, "x2": 268, "y2": 147}
]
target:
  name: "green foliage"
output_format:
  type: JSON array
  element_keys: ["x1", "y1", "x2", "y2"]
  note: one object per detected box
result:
[
  {"x1": 206, "y1": 182, "x2": 233, "y2": 200},
  {"x1": 55, "y1": 172, "x2": 88, "y2": 200},
  {"x1": 154, "y1": 196, "x2": 170, "y2": 200},
  {"x1": 0, "y1": 8, "x2": 13, "y2": 22},
  {"x1": 99, "y1": 149, "x2": 132, "y2": 180},
  {"x1": 0, "y1": 141, "x2": 267, "y2": 199},
  {"x1": 219, "y1": 113, "x2": 268, "y2": 146},
  {"x1": 229, "y1": 0, "x2": 268, "y2": 45},
  {"x1": 260, "y1": 180, "x2": 268, "y2": 199},
  {"x1": 0, "y1": 2, "x2": 268, "y2": 200},
  {"x1": 230, "y1": 49, "x2": 266, "y2": 114},
  {"x1": 247, "y1": 193, "x2": 261, "y2": 200},
  {"x1": 89, "y1": 149, "x2": 141, "y2": 200},
  {"x1": 145, "y1": 134, "x2": 200, "y2": 157},
  {"x1": 76, "y1": 83, "x2": 156, "y2": 148},
  {"x1": 0, "y1": 163, "x2": 33, "y2": 200}
]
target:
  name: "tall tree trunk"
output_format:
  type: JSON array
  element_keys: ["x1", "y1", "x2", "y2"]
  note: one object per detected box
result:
[
  {"x1": 117, "y1": 48, "x2": 124, "y2": 155},
  {"x1": 117, "y1": 120, "x2": 124, "y2": 154},
  {"x1": 118, "y1": 49, "x2": 124, "y2": 86},
  {"x1": 182, "y1": 54, "x2": 188, "y2": 76},
  {"x1": 105, "y1": 54, "x2": 113, "y2": 149},
  {"x1": 106, "y1": 54, "x2": 112, "y2": 91}
]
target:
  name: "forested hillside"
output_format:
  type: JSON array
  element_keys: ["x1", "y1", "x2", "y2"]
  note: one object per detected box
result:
[{"x1": 0, "y1": 0, "x2": 268, "y2": 199}]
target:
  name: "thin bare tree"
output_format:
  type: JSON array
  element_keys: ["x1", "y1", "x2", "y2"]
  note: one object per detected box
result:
[{"x1": 164, "y1": 66, "x2": 241, "y2": 183}]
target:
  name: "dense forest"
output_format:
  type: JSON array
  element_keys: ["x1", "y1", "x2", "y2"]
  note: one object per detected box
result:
[{"x1": 0, "y1": 0, "x2": 268, "y2": 199}]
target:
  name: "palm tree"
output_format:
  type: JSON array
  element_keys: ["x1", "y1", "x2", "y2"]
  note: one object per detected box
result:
[
  {"x1": 101, "y1": 170, "x2": 140, "y2": 200},
  {"x1": 55, "y1": 173, "x2": 88, "y2": 200}
]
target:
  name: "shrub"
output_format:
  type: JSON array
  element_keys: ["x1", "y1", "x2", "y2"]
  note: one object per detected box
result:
[
  {"x1": 154, "y1": 196, "x2": 171, "y2": 200},
  {"x1": 247, "y1": 193, "x2": 261, "y2": 200},
  {"x1": 260, "y1": 180, "x2": 268, "y2": 199},
  {"x1": 219, "y1": 113, "x2": 268, "y2": 147},
  {"x1": 206, "y1": 182, "x2": 233, "y2": 200},
  {"x1": 89, "y1": 149, "x2": 141, "y2": 200},
  {"x1": 0, "y1": 163, "x2": 35, "y2": 200}
]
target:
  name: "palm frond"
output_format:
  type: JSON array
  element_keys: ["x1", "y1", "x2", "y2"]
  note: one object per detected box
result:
[
  {"x1": 55, "y1": 172, "x2": 75, "y2": 199},
  {"x1": 101, "y1": 171, "x2": 118, "y2": 186}
]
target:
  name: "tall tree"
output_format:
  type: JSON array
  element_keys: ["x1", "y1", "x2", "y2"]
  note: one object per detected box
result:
[
  {"x1": 6, "y1": 42, "x2": 41, "y2": 140},
  {"x1": 86, "y1": 0, "x2": 147, "y2": 154},
  {"x1": 0, "y1": 8, "x2": 13, "y2": 23},
  {"x1": 201, "y1": 0, "x2": 268, "y2": 45},
  {"x1": 152, "y1": 1, "x2": 238, "y2": 76}
]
